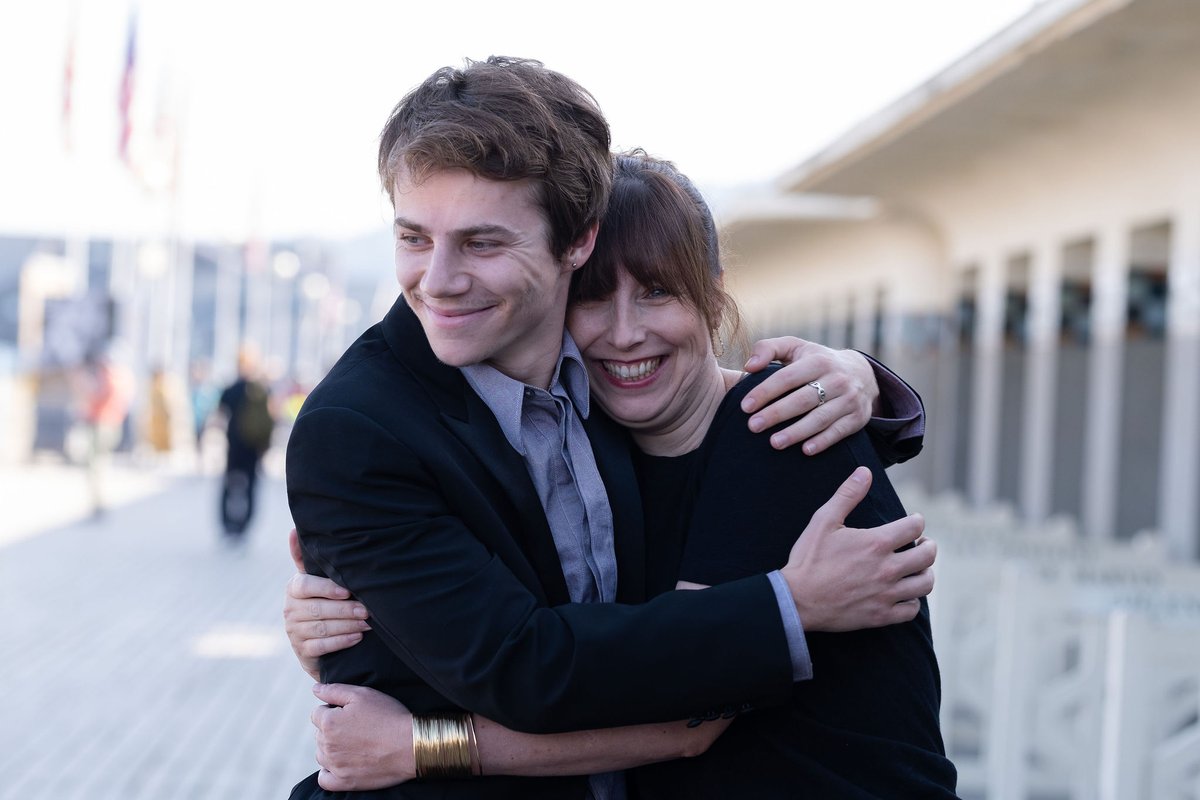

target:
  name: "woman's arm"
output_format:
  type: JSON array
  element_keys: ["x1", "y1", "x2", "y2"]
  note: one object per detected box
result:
[
  {"x1": 283, "y1": 529, "x2": 371, "y2": 681},
  {"x1": 287, "y1": 566, "x2": 732, "y2": 791},
  {"x1": 740, "y1": 336, "x2": 924, "y2": 461},
  {"x1": 309, "y1": 683, "x2": 729, "y2": 792}
]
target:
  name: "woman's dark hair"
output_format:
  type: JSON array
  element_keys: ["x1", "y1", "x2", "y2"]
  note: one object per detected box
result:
[{"x1": 572, "y1": 150, "x2": 740, "y2": 344}]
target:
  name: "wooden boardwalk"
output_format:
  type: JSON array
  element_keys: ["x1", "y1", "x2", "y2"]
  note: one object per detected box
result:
[{"x1": 1, "y1": 464, "x2": 318, "y2": 799}]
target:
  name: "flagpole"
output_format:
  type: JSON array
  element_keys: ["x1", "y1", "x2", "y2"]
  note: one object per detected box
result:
[
  {"x1": 166, "y1": 77, "x2": 193, "y2": 396},
  {"x1": 63, "y1": 1, "x2": 89, "y2": 297}
]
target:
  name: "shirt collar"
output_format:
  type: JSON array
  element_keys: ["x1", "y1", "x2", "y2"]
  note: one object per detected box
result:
[
  {"x1": 552, "y1": 333, "x2": 591, "y2": 416},
  {"x1": 461, "y1": 331, "x2": 592, "y2": 453}
]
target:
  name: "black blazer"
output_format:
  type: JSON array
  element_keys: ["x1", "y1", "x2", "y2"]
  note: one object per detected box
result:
[{"x1": 285, "y1": 297, "x2": 795, "y2": 799}]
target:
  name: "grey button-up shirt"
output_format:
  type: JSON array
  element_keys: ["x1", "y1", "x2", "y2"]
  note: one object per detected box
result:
[{"x1": 462, "y1": 334, "x2": 618, "y2": 606}]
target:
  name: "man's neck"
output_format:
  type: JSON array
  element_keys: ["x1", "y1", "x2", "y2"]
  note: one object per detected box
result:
[{"x1": 487, "y1": 341, "x2": 563, "y2": 390}]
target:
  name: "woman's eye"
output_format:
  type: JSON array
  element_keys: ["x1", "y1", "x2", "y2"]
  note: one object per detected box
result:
[{"x1": 646, "y1": 286, "x2": 671, "y2": 299}]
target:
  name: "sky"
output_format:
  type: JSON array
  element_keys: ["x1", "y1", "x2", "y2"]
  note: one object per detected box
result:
[{"x1": 0, "y1": 0, "x2": 1037, "y2": 243}]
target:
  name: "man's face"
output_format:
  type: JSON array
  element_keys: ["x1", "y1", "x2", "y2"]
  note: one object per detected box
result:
[{"x1": 393, "y1": 168, "x2": 577, "y2": 386}]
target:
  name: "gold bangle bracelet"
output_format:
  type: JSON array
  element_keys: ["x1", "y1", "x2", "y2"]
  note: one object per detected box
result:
[
  {"x1": 466, "y1": 713, "x2": 481, "y2": 776},
  {"x1": 412, "y1": 712, "x2": 474, "y2": 779}
]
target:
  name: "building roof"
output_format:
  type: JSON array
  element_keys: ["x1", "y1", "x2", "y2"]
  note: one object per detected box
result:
[{"x1": 771, "y1": 0, "x2": 1198, "y2": 199}]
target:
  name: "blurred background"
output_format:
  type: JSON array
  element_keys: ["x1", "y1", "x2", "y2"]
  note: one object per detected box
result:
[{"x1": 1, "y1": 0, "x2": 1197, "y2": 798}]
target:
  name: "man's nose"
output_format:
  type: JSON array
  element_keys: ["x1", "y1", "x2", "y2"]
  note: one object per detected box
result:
[{"x1": 420, "y1": 247, "x2": 470, "y2": 297}]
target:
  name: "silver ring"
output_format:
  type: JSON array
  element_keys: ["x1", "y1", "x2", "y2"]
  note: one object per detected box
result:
[{"x1": 808, "y1": 381, "x2": 827, "y2": 406}]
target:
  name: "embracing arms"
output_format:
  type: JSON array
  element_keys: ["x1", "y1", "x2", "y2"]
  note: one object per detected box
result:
[
  {"x1": 288, "y1": 467, "x2": 920, "y2": 791},
  {"x1": 284, "y1": 337, "x2": 932, "y2": 789},
  {"x1": 287, "y1": 406, "x2": 795, "y2": 733},
  {"x1": 285, "y1": 337, "x2": 925, "y2": 680}
]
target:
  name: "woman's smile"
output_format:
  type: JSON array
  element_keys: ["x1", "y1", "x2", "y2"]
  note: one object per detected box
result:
[{"x1": 599, "y1": 357, "x2": 664, "y2": 385}]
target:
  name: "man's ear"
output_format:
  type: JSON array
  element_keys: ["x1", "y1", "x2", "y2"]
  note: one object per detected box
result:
[{"x1": 562, "y1": 222, "x2": 600, "y2": 274}]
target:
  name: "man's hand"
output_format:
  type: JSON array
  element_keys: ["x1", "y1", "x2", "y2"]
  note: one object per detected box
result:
[
  {"x1": 742, "y1": 337, "x2": 879, "y2": 455},
  {"x1": 285, "y1": 529, "x2": 370, "y2": 681},
  {"x1": 781, "y1": 467, "x2": 936, "y2": 632},
  {"x1": 312, "y1": 683, "x2": 415, "y2": 791}
]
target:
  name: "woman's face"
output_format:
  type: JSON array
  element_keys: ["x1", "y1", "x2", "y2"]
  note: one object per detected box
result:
[{"x1": 567, "y1": 266, "x2": 717, "y2": 434}]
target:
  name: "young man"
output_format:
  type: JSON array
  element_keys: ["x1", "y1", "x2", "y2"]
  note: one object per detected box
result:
[{"x1": 285, "y1": 57, "x2": 934, "y2": 799}]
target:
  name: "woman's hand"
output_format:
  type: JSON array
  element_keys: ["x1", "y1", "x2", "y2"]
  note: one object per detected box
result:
[
  {"x1": 284, "y1": 529, "x2": 370, "y2": 680},
  {"x1": 741, "y1": 337, "x2": 879, "y2": 454},
  {"x1": 312, "y1": 683, "x2": 415, "y2": 790}
]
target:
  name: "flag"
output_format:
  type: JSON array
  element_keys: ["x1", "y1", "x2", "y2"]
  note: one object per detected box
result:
[
  {"x1": 117, "y1": 10, "x2": 138, "y2": 166},
  {"x1": 143, "y1": 73, "x2": 182, "y2": 193}
]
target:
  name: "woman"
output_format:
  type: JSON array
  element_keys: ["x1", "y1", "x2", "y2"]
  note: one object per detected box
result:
[{"x1": 287, "y1": 152, "x2": 954, "y2": 797}]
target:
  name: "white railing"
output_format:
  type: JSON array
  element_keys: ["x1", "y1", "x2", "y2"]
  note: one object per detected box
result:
[{"x1": 901, "y1": 485, "x2": 1200, "y2": 800}]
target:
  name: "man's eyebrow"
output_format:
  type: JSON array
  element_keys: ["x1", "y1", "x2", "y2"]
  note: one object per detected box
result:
[
  {"x1": 393, "y1": 216, "x2": 426, "y2": 233},
  {"x1": 457, "y1": 224, "x2": 514, "y2": 239},
  {"x1": 393, "y1": 218, "x2": 515, "y2": 239}
]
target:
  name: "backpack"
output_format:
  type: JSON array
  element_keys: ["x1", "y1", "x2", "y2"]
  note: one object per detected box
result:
[{"x1": 237, "y1": 381, "x2": 275, "y2": 453}]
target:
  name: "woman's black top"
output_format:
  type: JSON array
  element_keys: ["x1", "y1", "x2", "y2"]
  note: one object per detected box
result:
[{"x1": 630, "y1": 367, "x2": 959, "y2": 799}]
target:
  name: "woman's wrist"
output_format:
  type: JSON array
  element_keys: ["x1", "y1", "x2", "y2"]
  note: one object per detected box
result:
[{"x1": 396, "y1": 709, "x2": 417, "y2": 782}]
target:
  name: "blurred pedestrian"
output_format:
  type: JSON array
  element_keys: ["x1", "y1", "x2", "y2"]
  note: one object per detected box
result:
[
  {"x1": 216, "y1": 345, "x2": 275, "y2": 544},
  {"x1": 189, "y1": 358, "x2": 220, "y2": 465},
  {"x1": 144, "y1": 365, "x2": 179, "y2": 459},
  {"x1": 78, "y1": 350, "x2": 133, "y2": 517}
]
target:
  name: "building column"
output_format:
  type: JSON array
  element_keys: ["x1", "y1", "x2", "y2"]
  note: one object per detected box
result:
[
  {"x1": 1159, "y1": 201, "x2": 1200, "y2": 560},
  {"x1": 851, "y1": 284, "x2": 877, "y2": 354},
  {"x1": 879, "y1": 285, "x2": 905, "y2": 370},
  {"x1": 968, "y1": 254, "x2": 1005, "y2": 507},
  {"x1": 928, "y1": 307, "x2": 960, "y2": 495},
  {"x1": 212, "y1": 246, "x2": 242, "y2": 384},
  {"x1": 825, "y1": 293, "x2": 851, "y2": 350},
  {"x1": 1082, "y1": 223, "x2": 1130, "y2": 543},
  {"x1": 171, "y1": 241, "x2": 194, "y2": 379},
  {"x1": 1020, "y1": 239, "x2": 1061, "y2": 524}
]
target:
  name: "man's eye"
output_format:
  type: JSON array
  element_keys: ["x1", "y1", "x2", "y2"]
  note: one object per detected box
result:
[
  {"x1": 466, "y1": 240, "x2": 498, "y2": 252},
  {"x1": 397, "y1": 234, "x2": 425, "y2": 247}
]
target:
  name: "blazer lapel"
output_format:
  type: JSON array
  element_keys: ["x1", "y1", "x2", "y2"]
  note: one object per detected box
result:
[
  {"x1": 443, "y1": 398, "x2": 572, "y2": 606},
  {"x1": 381, "y1": 296, "x2": 572, "y2": 606}
]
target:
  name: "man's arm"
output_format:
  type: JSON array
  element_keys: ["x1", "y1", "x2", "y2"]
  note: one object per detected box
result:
[
  {"x1": 288, "y1": 469, "x2": 935, "y2": 790},
  {"x1": 284, "y1": 466, "x2": 934, "y2": 671},
  {"x1": 740, "y1": 336, "x2": 924, "y2": 462},
  {"x1": 780, "y1": 467, "x2": 935, "y2": 631},
  {"x1": 286, "y1": 468, "x2": 934, "y2": 789},
  {"x1": 288, "y1": 405, "x2": 794, "y2": 734}
]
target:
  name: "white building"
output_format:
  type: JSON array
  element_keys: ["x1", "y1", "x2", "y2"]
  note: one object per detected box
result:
[{"x1": 723, "y1": 0, "x2": 1200, "y2": 559}]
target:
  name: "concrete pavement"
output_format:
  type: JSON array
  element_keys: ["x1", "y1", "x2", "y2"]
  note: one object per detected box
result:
[{"x1": 0, "y1": 457, "x2": 320, "y2": 799}]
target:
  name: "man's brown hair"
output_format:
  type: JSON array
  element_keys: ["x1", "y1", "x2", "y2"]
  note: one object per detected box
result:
[{"x1": 378, "y1": 56, "x2": 612, "y2": 259}]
